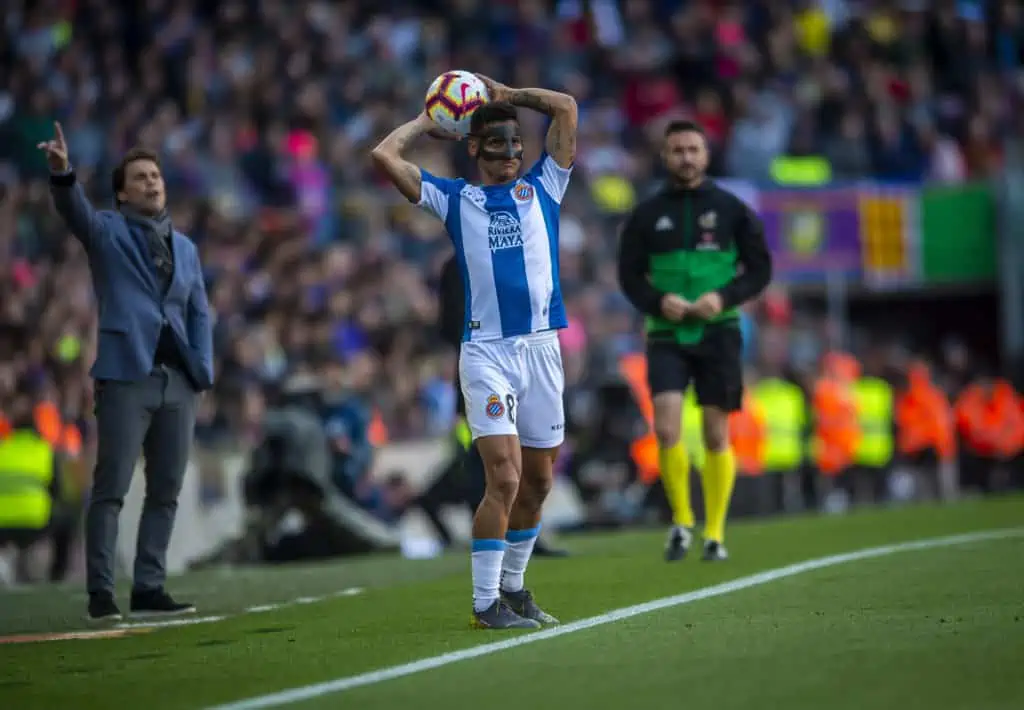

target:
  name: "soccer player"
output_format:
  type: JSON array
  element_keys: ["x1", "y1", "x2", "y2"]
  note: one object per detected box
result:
[
  {"x1": 617, "y1": 120, "x2": 772, "y2": 562},
  {"x1": 372, "y1": 75, "x2": 577, "y2": 629}
]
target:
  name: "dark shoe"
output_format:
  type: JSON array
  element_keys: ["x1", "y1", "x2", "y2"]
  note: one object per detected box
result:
[
  {"x1": 87, "y1": 593, "x2": 123, "y2": 623},
  {"x1": 701, "y1": 540, "x2": 729, "y2": 562},
  {"x1": 664, "y1": 525, "x2": 693, "y2": 562},
  {"x1": 130, "y1": 588, "x2": 196, "y2": 617},
  {"x1": 471, "y1": 600, "x2": 541, "y2": 630},
  {"x1": 501, "y1": 587, "x2": 560, "y2": 625}
]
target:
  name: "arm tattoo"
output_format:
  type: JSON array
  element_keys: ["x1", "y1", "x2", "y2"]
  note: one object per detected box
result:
[
  {"x1": 547, "y1": 122, "x2": 575, "y2": 157},
  {"x1": 509, "y1": 90, "x2": 555, "y2": 116},
  {"x1": 371, "y1": 119, "x2": 428, "y2": 203},
  {"x1": 545, "y1": 117, "x2": 577, "y2": 168},
  {"x1": 400, "y1": 162, "x2": 420, "y2": 187},
  {"x1": 392, "y1": 127, "x2": 418, "y2": 152}
]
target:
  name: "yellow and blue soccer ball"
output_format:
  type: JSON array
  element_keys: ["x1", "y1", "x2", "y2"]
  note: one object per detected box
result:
[{"x1": 424, "y1": 70, "x2": 489, "y2": 137}]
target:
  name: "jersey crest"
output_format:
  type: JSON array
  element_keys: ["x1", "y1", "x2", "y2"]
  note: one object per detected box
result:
[{"x1": 513, "y1": 182, "x2": 534, "y2": 202}]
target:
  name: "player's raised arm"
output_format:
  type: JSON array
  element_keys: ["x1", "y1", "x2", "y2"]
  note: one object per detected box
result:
[
  {"x1": 371, "y1": 113, "x2": 457, "y2": 204},
  {"x1": 476, "y1": 76, "x2": 577, "y2": 169}
]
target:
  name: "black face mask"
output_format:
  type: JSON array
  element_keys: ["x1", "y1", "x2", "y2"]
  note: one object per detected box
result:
[{"x1": 474, "y1": 124, "x2": 524, "y2": 162}]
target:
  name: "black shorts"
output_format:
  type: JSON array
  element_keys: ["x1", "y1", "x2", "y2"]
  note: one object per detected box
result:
[{"x1": 646, "y1": 324, "x2": 743, "y2": 411}]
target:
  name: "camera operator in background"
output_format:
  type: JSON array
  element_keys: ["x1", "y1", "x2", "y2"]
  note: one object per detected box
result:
[
  {"x1": 321, "y1": 354, "x2": 413, "y2": 523},
  {"x1": 192, "y1": 375, "x2": 400, "y2": 568}
]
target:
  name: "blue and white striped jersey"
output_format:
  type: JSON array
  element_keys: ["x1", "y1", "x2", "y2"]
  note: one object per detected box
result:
[{"x1": 418, "y1": 153, "x2": 572, "y2": 342}]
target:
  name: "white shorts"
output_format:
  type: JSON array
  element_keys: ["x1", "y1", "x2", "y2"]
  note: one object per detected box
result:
[{"x1": 459, "y1": 330, "x2": 565, "y2": 449}]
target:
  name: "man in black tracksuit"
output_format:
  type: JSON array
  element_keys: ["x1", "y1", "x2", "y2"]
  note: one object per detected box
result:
[
  {"x1": 617, "y1": 119, "x2": 772, "y2": 562},
  {"x1": 416, "y1": 256, "x2": 567, "y2": 556}
]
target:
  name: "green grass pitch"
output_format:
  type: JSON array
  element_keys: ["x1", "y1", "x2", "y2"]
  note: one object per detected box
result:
[{"x1": 1, "y1": 495, "x2": 1022, "y2": 710}]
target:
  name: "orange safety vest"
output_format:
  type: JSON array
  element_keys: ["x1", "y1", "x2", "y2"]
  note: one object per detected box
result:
[
  {"x1": 954, "y1": 381, "x2": 1024, "y2": 459},
  {"x1": 368, "y1": 409, "x2": 389, "y2": 447},
  {"x1": 61, "y1": 424, "x2": 83, "y2": 458},
  {"x1": 954, "y1": 379, "x2": 1019, "y2": 456},
  {"x1": 992, "y1": 382, "x2": 1024, "y2": 458},
  {"x1": 729, "y1": 395, "x2": 767, "y2": 476},
  {"x1": 955, "y1": 384, "x2": 992, "y2": 456},
  {"x1": 30, "y1": 402, "x2": 83, "y2": 458},
  {"x1": 811, "y1": 376, "x2": 860, "y2": 476},
  {"x1": 896, "y1": 364, "x2": 956, "y2": 461},
  {"x1": 33, "y1": 402, "x2": 62, "y2": 446},
  {"x1": 619, "y1": 353, "x2": 661, "y2": 484}
]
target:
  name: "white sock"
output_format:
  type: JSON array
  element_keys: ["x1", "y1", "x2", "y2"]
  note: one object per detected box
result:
[
  {"x1": 471, "y1": 539, "x2": 506, "y2": 613},
  {"x1": 500, "y1": 526, "x2": 540, "y2": 593}
]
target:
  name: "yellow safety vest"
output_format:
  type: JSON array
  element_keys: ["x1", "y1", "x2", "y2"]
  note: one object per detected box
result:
[
  {"x1": 852, "y1": 377, "x2": 894, "y2": 467},
  {"x1": 0, "y1": 430, "x2": 55, "y2": 530},
  {"x1": 682, "y1": 387, "x2": 705, "y2": 472},
  {"x1": 454, "y1": 416, "x2": 472, "y2": 451},
  {"x1": 753, "y1": 378, "x2": 806, "y2": 473}
]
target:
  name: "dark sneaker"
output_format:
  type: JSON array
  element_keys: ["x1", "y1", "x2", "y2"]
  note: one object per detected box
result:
[
  {"x1": 702, "y1": 540, "x2": 729, "y2": 562},
  {"x1": 501, "y1": 588, "x2": 560, "y2": 625},
  {"x1": 665, "y1": 525, "x2": 693, "y2": 562},
  {"x1": 86, "y1": 593, "x2": 122, "y2": 623},
  {"x1": 130, "y1": 588, "x2": 196, "y2": 617},
  {"x1": 471, "y1": 600, "x2": 541, "y2": 630}
]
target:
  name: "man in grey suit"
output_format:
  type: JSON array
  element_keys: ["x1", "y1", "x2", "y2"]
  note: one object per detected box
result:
[{"x1": 38, "y1": 122, "x2": 214, "y2": 622}]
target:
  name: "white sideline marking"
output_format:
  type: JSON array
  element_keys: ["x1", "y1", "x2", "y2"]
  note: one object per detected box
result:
[
  {"x1": 118, "y1": 615, "x2": 225, "y2": 630},
  {"x1": 111, "y1": 588, "x2": 364, "y2": 632},
  {"x1": 207, "y1": 528, "x2": 1024, "y2": 710},
  {"x1": 246, "y1": 604, "x2": 283, "y2": 614}
]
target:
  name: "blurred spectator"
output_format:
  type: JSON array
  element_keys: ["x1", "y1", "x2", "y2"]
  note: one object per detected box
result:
[{"x1": 2, "y1": 0, "x2": 1024, "y2": 463}]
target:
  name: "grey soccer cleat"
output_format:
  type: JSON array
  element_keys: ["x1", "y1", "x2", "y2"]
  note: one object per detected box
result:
[
  {"x1": 702, "y1": 540, "x2": 729, "y2": 562},
  {"x1": 471, "y1": 600, "x2": 542, "y2": 630},
  {"x1": 501, "y1": 588, "x2": 560, "y2": 625},
  {"x1": 664, "y1": 525, "x2": 694, "y2": 562}
]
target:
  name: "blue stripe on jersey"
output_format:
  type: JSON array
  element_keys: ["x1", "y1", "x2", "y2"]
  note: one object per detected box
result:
[
  {"x1": 526, "y1": 171, "x2": 568, "y2": 331},
  {"x1": 483, "y1": 187, "x2": 533, "y2": 338},
  {"x1": 444, "y1": 185, "x2": 473, "y2": 342}
]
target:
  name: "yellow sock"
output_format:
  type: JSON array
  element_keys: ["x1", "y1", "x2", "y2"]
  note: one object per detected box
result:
[
  {"x1": 701, "y1": 448, "x2": 737, "y2": 543},
  {"x1": 659, "y1": 441, "x2": 695, "y2": 528}
]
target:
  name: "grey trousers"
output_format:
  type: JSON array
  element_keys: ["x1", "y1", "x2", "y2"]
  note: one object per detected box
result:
[{"x1": 86, "y1": 365, "x2": 197, "y2": 596}]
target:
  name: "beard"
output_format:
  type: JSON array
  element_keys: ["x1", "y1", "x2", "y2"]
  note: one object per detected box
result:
[{"x1": 673, "y1": 164, "x2": 702, "y2": 183}]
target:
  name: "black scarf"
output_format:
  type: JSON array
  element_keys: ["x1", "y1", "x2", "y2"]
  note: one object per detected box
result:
[{"x1": 121, "y1": 205, "x2": 174, "y2": 291}]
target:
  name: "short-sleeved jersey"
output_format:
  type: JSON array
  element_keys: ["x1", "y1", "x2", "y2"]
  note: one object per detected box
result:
[{"x1": 418, "y1": 153, "x2": 572, "y2": 342}]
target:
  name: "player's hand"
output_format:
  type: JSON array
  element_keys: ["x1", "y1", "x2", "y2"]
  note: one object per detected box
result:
[
  {"x1": 475, "y1": 74, "x2": 511, "y2": 103},
  {"x1": 416, "y1": 112, "x2": 461, "y2": 141},
  {"x1": 660, "y1": 293, "x2": 690, "y2": 322},
  {"x1": 691, "y1": 292, "x2": 724, "y2": 320},
  {"x1": 36, "y1": 121, "x2": 69, "y2": 173}
]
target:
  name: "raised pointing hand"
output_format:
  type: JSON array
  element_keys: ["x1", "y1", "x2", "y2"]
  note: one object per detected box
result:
[{"x1": 36, "y1": 121, "x2": 69, "y2": 173}]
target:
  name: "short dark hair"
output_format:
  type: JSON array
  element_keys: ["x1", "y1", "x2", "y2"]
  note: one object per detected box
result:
[
  {"x1": 664, "y1": 119, "x2": 706, "y2": 140},
  {"x1": 470, "y1": 102, "x2": 519, "y2": 136},
  {"x1": 112, "y1": 147, "x2": 161, "y2": 203}
]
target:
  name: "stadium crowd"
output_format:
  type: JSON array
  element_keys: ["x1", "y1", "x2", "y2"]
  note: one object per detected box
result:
[{"x1": 2, "y1": 0, "x2": 1023, "y2": 528}]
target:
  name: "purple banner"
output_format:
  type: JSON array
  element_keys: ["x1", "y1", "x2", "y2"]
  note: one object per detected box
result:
[{"x1": 760, "y1": 189, "x2": 863, "y2": 281}]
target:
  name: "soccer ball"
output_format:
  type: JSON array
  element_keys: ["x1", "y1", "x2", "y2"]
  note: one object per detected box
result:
[{"x1": 424, "y1": 70, "x2": 489, "y2": 137}]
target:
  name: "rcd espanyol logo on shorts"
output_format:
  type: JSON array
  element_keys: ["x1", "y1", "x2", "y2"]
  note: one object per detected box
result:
[
  {"x1": 488, "y1": 211, "x2": 523, "y2": 251},
  {"x1": 485, "y1": 394, "x2": 505, "y2": 419}
]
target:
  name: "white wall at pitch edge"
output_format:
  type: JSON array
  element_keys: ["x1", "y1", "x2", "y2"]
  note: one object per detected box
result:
[{"x1": 116, "y1": 438, "x2": 585, "y2": 575}]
